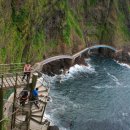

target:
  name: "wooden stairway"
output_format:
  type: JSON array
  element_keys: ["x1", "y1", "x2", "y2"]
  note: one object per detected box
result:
[
  {"x1": 31, "y1": 85, "x2": 49, "y2": 125},
  {"x1": 15, "y1": 85, "x2": 50, "y2": 130}
]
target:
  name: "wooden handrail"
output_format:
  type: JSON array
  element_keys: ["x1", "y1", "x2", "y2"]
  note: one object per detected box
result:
[{"x1": 0, "y1": 63, "x2": 25, "y2": 75}]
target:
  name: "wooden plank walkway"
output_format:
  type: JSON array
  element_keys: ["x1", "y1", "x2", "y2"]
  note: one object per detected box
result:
[
  {"x1": 0, "y1": 63, "x2": 27, "y2": 89},
  {"x1": 40, "y1": 55, "x2": 73, "y2": 65},
  {"x1": 32, "y1": 45, "x2": 116, "y2": 73},
  {"x1": 73, "y1": 45, "x2": 116, "y2": 59},
  {"x1": 0, "y1": 73, "x2": 29, "y2": 89}
]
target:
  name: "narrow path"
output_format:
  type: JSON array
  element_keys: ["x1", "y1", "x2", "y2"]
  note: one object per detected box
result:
[{"x1": 33, "y1": 44, "x2": 116, "y2": 73}]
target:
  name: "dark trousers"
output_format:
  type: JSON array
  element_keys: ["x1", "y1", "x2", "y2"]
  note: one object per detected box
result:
[
  {"x1": 32, "y1": 96, "x2": 39, "y2": 109},
  {"x1": 22, "y1": 72, "x2": 30, "y2": 81},
  {"x1": 20, "y1": 99, "x2": 27, "y2": 106}
]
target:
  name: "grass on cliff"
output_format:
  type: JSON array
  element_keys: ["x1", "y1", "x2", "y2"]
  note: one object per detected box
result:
[
  {"x1": 89, "y1": 0, "x2": 97, "y2": 6},
  {"x1": 117, "y1": 11, "x2": 130, "y2": 42},
  {"x1": 63, "y1": 8, "x2": 83, "y2": 45}
]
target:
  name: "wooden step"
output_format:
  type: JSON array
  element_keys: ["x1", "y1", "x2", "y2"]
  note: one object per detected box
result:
[
  {"x1": 31, "y1": 102, "x2": 45, "y2": 111},
  {"x1": 31, "y1": 103, "x2": 39, "y2": 109},
  {"x1": 31, "y1": 113, "x2": 43, "y2": 117},
  {"x1": 31, "y1": 117, "x2": 41, "y2": 124},
  {"x1": 32, "y1": 108, "x2": 44, "y2": 115},
  {"x1": 15, "y1": 121, "x2": 28, "y2": 129},
  {"x1": 38, "y1": 90, "x2": 48, "y2": 93},
  {"x1": 32, "y1": 108, "x2": 43, "y2": 113},
  {"x1": 37, "y1": 85, "x2": 47, "y2": 91},
  {"x1": 31, "y1": 114, "x2": 42, "y2": 118},
  {"x1": 38, "y1": 94, "x2": 47, "y2": 98},
  {"x1": 39, "y1": 98, "x2": 47, "y2": 104},
  {"x1": 31, "y1": 117, "x2": 50, "y2": 125}
]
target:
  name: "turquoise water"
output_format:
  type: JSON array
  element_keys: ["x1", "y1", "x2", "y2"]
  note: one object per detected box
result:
[{"x1": 46, "y1": 56, "x2": 130, "y2": 130}]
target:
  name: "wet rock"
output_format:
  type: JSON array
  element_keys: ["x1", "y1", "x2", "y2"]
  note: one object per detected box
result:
[
  {"x1": 42, "y1": 59, "x2": 72, "y2": 76},
  {"x1": 74, "y1": 56, "x2": 87, "y2": 66},
  {"x1": 114, "y1": 46, "x2": 130, "y2": 64}
]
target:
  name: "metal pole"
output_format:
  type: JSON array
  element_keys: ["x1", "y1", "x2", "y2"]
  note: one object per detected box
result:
[{"x1": 0, "y1": 75, "x2": 3, "y2": 130}]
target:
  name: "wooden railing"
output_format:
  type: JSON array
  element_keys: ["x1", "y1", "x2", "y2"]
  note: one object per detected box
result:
[
  {"x1": 0, "y1": 63, "x2": 25, "y2": 75},
  {"x1": 0, "y1": 73, "x2": 29, "y2": 89}
]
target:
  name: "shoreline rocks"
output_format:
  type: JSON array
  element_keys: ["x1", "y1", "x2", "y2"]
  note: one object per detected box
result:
[
  {"x1": 32, "y1": 45, "x2": 130, "y2": 76},
  {"x1": 114, "y1": 46, "x2": 130, "y2": 65}
]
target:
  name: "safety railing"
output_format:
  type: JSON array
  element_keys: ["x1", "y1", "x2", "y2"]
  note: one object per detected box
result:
[
  {"x1": 0, "y1": 72, "x2": 28, "y2": 89},
  {"x1": 0, "y1": 63, "x2": 25, "y2": 75}
]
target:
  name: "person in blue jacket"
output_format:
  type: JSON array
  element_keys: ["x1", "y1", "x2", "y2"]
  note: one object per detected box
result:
[{"x1": 32, "y1": 88, "x2": 39, "y2": 109}]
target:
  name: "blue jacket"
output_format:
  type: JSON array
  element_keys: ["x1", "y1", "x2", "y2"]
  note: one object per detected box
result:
[{"x1": 32, "y1": 89, "x2": 38, "y2": 97}]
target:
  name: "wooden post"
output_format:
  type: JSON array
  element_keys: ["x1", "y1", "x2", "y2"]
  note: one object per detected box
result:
[
  {"x1": 27, "y1": 73, "x2": 38, "y2": 130},
  {"x1": 29, "y1": 72, "x2": 38, "y2": 101},
  {"x1": 41, "y1": 102, "x2": 47, "y2": 124},
  {"x1": 0, "y1": 75, "x2": 3, "y2": 130},
  {"x1": 31, "y1": 73, "x2": 38, "y2": 91},
  {"x1": 29, "y1": 72, "x2": 39, "y2": 101},
  {"x1": 26, "y1": 110, "x2": 31, "y2": 130},
  {"x1": 11, "y1": 73, "x2": 17, "y2": 129}
]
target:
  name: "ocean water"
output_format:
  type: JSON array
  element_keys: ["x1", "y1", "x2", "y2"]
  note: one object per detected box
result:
[{"x1": 45, "y1": 56, "x2": 130, "y2": 130}]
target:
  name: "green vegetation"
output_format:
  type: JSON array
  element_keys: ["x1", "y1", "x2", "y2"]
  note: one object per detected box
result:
[
  {"x1": 0, "y1": 0, "x2": 129, "y2": 63},
  {"x1": 63, "y1": 8, "x2": 83, "y2": 45},
  {"x1": 63, "y1": 21, "x2": 71, "y2": 45},
  {"x1": 118, "y1": 12, "x2": 130, "y2": 40},
  {"x1": 3, "y1": 117, "x2": 9, "y2": 130},
  {"x1": 89, "y1": 0, "x2": 97, "y2": 6}
]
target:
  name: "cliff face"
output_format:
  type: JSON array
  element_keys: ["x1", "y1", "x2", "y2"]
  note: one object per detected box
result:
[{"x1": 0, "y1": 0, "x2": 130, "y2": 63}]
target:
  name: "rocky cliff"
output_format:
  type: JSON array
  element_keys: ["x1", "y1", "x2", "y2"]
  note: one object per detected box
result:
[{"x1": 0, "y1": 0, "x2": 130, "y2": 63}]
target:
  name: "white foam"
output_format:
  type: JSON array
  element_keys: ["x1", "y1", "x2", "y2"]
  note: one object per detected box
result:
[
  {"x1": 116, "y1": 61, "x2": 130, "y2": 69},
  {"x1": 92, "y1": 84, "x2": 121, "y2": 89},
  {"x1": 120, "y1": 63, "x2": 130, "y2": 69},
  {"x1": 107, "y1": 72, "x2": 121, "y2": 85},
  {"x1": 38, "y1": 58, "x2": 95, "y2": 85},
  {"x1": 122, "y1": 112, "x2": 128, "y2": 117},
  {"x1": 92, "y1": 85, "x2": 112, "y2": 89},
  {"x1": 60, "y1": 127, "x2": 69, "y2": 130},
  {"x1": 44, "y1": 113, "x2": 57, "y2": 126},
  {"x1": 45, "y1": 112, "x2": 69, "y2": 130},
  {"x1": 61, "y1": 63, "x2": 95, "y2": 81},
  {"x1": 73, "y1": 103, "x2": 81, "y2": 109},
  {"x1": 40, "y1": 63, "x2": 96, "y2": 84},
  {"x1": 92, "y1": 86, "x2": 102, "y2": 89}
]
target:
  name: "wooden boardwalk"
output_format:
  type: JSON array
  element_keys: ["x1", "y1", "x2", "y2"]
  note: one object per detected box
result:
[
  {"x1": 0, "y1": 63, "x2": 27, "y2": 89},
  {"x1": 33, "y1": 45, "x2": 116, "y2": 73},
  {"x1": 14, "y1": 81, "x2": 50, "y2": 130},
  {"x1": 0, "y1": 63, "x2": 51, "y2": 130},
  {"x1": 2, "y1": 72, "x2": 50, "y2": 130},
  {"x1": 0, "y1": 73, "x2": 29, "y2": 89},
  {"x1": 40, "y1": 55, "x2": 73, "y2": 65},
  {"x1": 73, "y1": 45, "x2": 116, "y2": 59}
]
